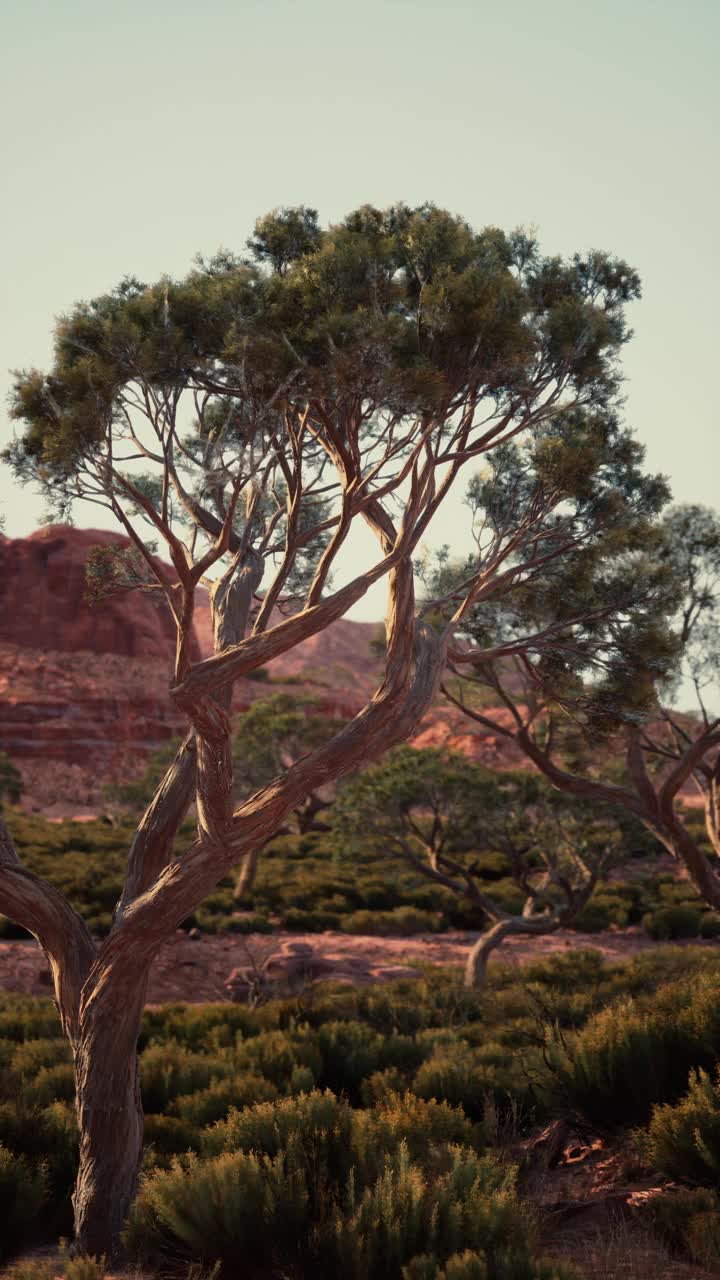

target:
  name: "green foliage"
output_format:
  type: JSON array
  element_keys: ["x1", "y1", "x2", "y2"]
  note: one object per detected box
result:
[
  {"x1": 643, "y1": 1066, "x2": 720, "y2": 1184},
  {"x1": 4, "y1": 949, "x2": 720, "y2": 1268},
  {"x1": 60, "y1": 1252, "x2": 108, "y2": 1280},
  {"x1": 0, "y1": 752, "x2": 23, "y2": 807},
  {"x1": 125, "y1": 1148, "x2": 311, "y2": 1271},
  {"x1": 412, "y1": 1045, "x2": 526, "y2": 1122},
  {"x1": 0, "y1": 1143, "x2": 48, "y2": 1262},
  {"x1": 1, "y1": 804, "x2": 688, "y2": 942},
  {"x1": 700, "y1": 911, "x2": 720, "y2": 937},
  {"x1": 342, "y1": 907, "x2": 441, "y2": 936},
  {"x1": 638, "y1": 1186, "x2": 720, "y2": 1267},
  {"x1": 643, "y1": 904, "x2": 701, "y2": 940},
  {"x1": 173, "y1": 1075, "x2": 279, "y2": 1127},
  {"x1": 549, "y1": 971, "x2": 720, "y2": 1127}
]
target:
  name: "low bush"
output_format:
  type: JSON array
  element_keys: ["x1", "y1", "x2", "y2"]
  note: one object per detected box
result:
[
  {"x1": 639, "y1": 1186, "x2": 720, "y2": 1267},
  {"x1": 341, "y1": 907, "x2": 441, "y2": 936},
  {"x1": 234, "y1": 1028, "x2": 323, "y2": 1090},
  {"x1": 643, "y1": 1067, "x2": 720, "y2": 1184},
  {"x1": 173, "y1": 1075, "x2": 279, "y2": 1127},
  {"x1": 643, "y1": 905, "x2": 702, "y2": 940},
  {"x1": 125, "y1": 1148, "x2": 310, "y2": 1271},
  {"x1": 316, "y1": 1144, "x2": 530, "y2": 1280},
  {"x1": 0, "y1": 1143, "x2": 48, "y2": 1262},
  {"x1": 571, "y1": 893, "x2": 629, "y2": 932},
  {"x1": 548, "y1": 972, "x2": 720, "y2": 1128},
  {"x1": 202, "y1": 1088, "x2": 353, "y2": 1212},
  {"x1": 316, "y1": 1021, "x2": 422, "y2": 1100},
  {"x1": 140, "y1": 1043, "x2": 233, "y2": 1113},
  {"x1": 700, "y1": 912, "x2": 720, "y2": 938},
  {"x1": 352, "y1": 1092, "x2": 481, "y2": 1181}
]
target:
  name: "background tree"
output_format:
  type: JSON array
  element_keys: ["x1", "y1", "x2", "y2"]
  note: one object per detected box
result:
[
  {"x1": 104, "y1": 692, "x2": 347, "y2": 897},
  {"x1": 333, "y1": 746, "x2": 619, "y2": 986},
  {"x1": 427, "y1": 501, "x2": 720, "y2": 908},
  {"x1": 0, "y1": 202, "x2": 660, "y2": 1256}
]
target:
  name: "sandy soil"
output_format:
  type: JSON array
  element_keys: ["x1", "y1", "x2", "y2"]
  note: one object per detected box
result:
[{"x1": 1, "y1": 927, "x2": 717, "y2": 1005}]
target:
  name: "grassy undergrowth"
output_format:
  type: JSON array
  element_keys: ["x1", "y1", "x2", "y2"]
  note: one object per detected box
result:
[
  {"x1": 3, "y1": 948, "x2": 720, "y2": 1274},
  {"x1": 1, "y1": 809, "x2": 716, "y2": 940}
]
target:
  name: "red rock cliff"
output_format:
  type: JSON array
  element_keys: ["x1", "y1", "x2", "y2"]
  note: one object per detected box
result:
[{"x1": 0, "y1": 526, "x2": 200, "y2": 661}]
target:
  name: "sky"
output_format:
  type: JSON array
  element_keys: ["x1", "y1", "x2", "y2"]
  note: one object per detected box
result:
[{"x1": 1, "y1": 0, "x2": 718, "y2": 621}]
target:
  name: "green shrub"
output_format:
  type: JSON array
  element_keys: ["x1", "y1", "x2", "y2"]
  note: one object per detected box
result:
[
  {"x1": 571, "y1": 894, "x2": 629, "y2": 933},
  {"x1": 140, "y1": 1043, "x2": 232, "y2": 1112},
  {"x1": 360, "y1": 1068, "x2": 410, "y2": 1106},
  {"x1": 125, "y1": 1149, "x2": 310, "y2": 1270},
  {"x1": 144, "y1": 1113, "x2": 203, "y2": 1158},
  {"x1": 316, "y1": 1021, "x2": 422, "y2": 1099},
  {"x1": 10, "y1": 1037, "x2": 72, "y2": 1078},
  {"x1": 61, "y1": 1253, "x2": 108, "y2": 1280},
  {"x1": 700, "y1": 912, "x2": 720, "y2": 938},
  {"x1": 412, "y1": 1047, "x2": 518, "y2": 1122},
  {"x1": 643, "y1": 905, "x2": 702, "y2": 940},
  {"x1": 234, "y1": 1028, "x2": 322, "y2": 1089},
  {"x1": 4, "y1": 1262, "x2": 56, "y2": 1280},
  {"x1": 352, "y1": 1093, "x2": 480, "y2": 1182},
  {"x1": 0, "y1": 1143, "x2": 48, "y2": 1262},
  {"x1": 316, "y1": 1144, "x2": 527, "y2": 1280},
  {"x1": 217, "y1": 914, "x2": 274, "y2": 934},
  {"x1": 201, "y1": 1088, "x2": 353, "y2": 1201},
  {"x1": 643, "y1": 1067, "x2": 720, "y2": 1184},
  {"x1": 24, "y1": 1062, "x2": 76, "y2": 1107},
  {"x1": 549, "y1": 974, "x2": 720, "y2": 1128},
  {"x1": 0, "y1": 1101, "x2": 78, "y2": 1212},
  {"x1": 639, "y1": 1186, "x2": 720, "y2": 1265},
  {"x1": 174, "y1": 1075, "x2": 279, "y2": 1126},
  {"x1": 341, "y1": 907, "x2": 440, "y2": 936}
]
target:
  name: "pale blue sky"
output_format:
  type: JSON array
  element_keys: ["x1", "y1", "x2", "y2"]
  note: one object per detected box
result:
[{"x1": 1, "y1": 0, "x2": 717, "y2": 619}]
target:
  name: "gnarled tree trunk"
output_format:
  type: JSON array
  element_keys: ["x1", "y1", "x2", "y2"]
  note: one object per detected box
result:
[
  {"x1": 72, "y1": 983, "x2": 147, "y2": 1256},
  {"x1": 464, "y1": 919, "x2": 516, "y2": 988}
]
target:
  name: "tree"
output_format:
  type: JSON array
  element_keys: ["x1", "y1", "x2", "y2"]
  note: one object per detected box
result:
[
  {"x1": 428, "y1": 501, "x2": 720, "y2": 908},
  {"x1": 333, "y1": 746, "x2": 618, "y2": 986},
  {"x1": 104, "y1": 692, "x2": 347, "y2": 896},
  {"x1": 0, "y1": 202, "x2": 659, "y2": 1256}
]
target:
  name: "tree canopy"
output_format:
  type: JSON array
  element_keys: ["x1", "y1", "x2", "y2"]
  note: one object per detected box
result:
[
  {"x1": 333, "y1": 745, "x2": 621, "y2": 984},
  {"x1": 0, "y1": 201, "x2": 666, "y2": 1256}
]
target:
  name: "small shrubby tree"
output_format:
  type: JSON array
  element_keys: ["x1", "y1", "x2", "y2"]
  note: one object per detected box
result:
[
  {"x1": 333, "y1": 747, "x2": 619, "y2": 985},
  {"x1": 427, "y1": 501, "x2": 720, "y2": 909},
  {"x1": 0, "y1": 202, "x2": 662, "y2": 1255}
]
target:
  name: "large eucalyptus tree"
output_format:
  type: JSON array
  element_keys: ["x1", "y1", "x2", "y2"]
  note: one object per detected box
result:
[{"x1": 0, "y1": 203, "x2": 661, "y2": 1255}]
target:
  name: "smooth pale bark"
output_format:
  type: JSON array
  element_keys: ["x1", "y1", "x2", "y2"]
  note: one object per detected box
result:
[
  {"x1": 464, "y1": 920, "x2": 516, "y2": 987},
  {"x1": 233, "y1": 847, "x2": 259, "y2": 902}
]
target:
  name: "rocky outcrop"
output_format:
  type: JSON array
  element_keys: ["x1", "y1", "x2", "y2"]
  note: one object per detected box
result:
[
  {"x1": 0, "y1": 524, "x2": 526, "y2": 816},
  {"x1": 0, "y1": 525, "x2": 200, "y2": 661}
]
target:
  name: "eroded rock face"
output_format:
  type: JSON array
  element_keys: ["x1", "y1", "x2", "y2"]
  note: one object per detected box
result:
[
  {"x1": 0, "y1": 524, "x2": 526, "y2": 816},
  {"x1": 0, "y1": 525, "x2": 200, "y2": 661}
]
